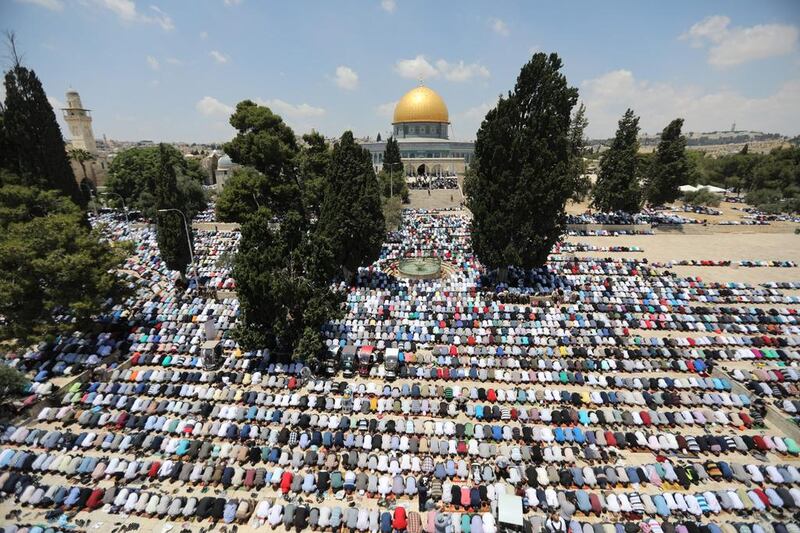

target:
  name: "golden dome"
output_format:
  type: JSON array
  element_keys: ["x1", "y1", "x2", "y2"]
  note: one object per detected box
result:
[{"x1": 393, "y1": 85, "x2": 449, "y2": 124}]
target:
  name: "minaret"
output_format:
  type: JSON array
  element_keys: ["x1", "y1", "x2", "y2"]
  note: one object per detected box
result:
[{"x1": 62, "y1": 89, "x2": 97, "y2": 154}]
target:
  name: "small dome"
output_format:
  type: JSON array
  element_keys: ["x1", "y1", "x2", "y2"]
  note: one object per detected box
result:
[
  {"x1": 393, "y1": 85, "x2": 449, "y2": 124},
  {"x1": 217, "y1": 155, "x2": 233, "y2": 168}
]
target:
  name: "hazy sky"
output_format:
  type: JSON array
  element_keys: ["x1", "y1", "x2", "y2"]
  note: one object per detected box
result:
[{"x1": 3, "y1": 0, "x2": 800, "y2": 143}]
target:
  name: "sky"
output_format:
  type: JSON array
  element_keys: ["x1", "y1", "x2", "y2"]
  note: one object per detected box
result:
[{"x1": 3, "y1": 0, "x2": 800, "y2": 143}]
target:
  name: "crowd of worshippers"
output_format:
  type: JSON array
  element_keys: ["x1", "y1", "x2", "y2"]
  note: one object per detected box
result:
[
  {"x1": 565, "y1": 211, "x2": 698, "y2": 226},
  {"x1": 0, "y1": 209, "x2": 799, "y2": 533},
  {"x1": 652, "y1": 260, "x2": 798, "y2": 268},
  {"x1": 555, "y1": 243, "x2": 643, "y2": 253},
  {"x1": 408, "y1": 177, "x2": 459, "y2": 190}
]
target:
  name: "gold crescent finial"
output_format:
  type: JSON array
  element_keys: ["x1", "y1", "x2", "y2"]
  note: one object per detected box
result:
[{"x1": 418, "y1": 74, "x2": 423, "y2": 86}]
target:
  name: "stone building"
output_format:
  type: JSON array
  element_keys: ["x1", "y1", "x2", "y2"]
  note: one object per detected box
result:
[
  {"x1": 360, "y1": 84, "x2": 475, "y2": 177},
  {"x1": 62, "y1": 89, "x2": 109, "y2": 187}
]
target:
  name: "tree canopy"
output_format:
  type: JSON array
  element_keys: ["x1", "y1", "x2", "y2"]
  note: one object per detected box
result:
[
  {"x1": 377, "y1": 170, "x2": 410, "y2": 202},
  {"x1": 154, "y1": 144, "x2": 194, "y2": 278},
  {"x1": 0, "y1": 42, "x2": 127, "y2": 343},
  {"x1": 297, "y1": 131, "x2": 332, "y2": 219},
  {"x1": 682, "y1": 145, "x2": 800, "y2": 213},
  {"x1": 317, "y1": 131, "x2": 385, "y2": 279},
  {"x1": 591, "y1": 109, "x2": 643, "y2": 213},
  {"x1": 645, "y1": 118, "x2": 689, "y2": 206},
  {"x1": 682, "y1": 188, "x2": 721, "y2": 207},
  {"x1": 568, "y1": 103, "x2": 592, "y2": 202},
  {"x1": 224, "y1": 100, "x2": 303, "y2": 216},
  {"x1": 382, "y1": 136, "x2": 402, "y2": 174},
  {"x1": 0, "y1": 364, "x2": 28, "y2": 406},
  {"x1": 106, "y1": 144, "x2": 207, "y2": 218},
  {"x1": 233, "y1": 209, "x2": 341, "y2": 361},
  {"x1": 1, "y1": 38, "x2": 84, "y2": 207},
  {"x1": 0, "y1": 176, "x2": 127, "y2": 341},
  {"x1": 466, "y1": 52, "x2": 581, "y2": 272},
  {"x1": 215, "y1": 167, "x2": 269, "y2": 223}
]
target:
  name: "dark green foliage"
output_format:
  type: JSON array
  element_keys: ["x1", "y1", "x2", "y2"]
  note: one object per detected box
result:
[
  {"x1": 294, "y1": 326, "x2": 326, "y2": 368},
  {"x1": 298, "y1": 131, "x2": 332, "y2": 219},
  {"x1": 1, "y1": 56, "x2": 84, "y2": 207},
  {"x1": 382, "y1": 136, "x2": 402, "y2": 174},
  {"x1": 683, "y1": 188, "x2": 721, "y2": 207},
  {"x1": 106, "y1": 145, "x2": 207, "y2": 218},
  {"x1": 689, "y1": 145, "x2": 800, "y2": 213},
  {"x1": 0, "y1": 43, "x2": 127, "y2": 344},
  {"x1": 224, "y1": 100, "x2": 302, "y2": 216},
  {"x1": 378, "y1": 170, "x2": 410, "y2": 202},
  {"x1": 0, "y1": 179, "x2": 80, "y2": 229},
  {"x1": 568, "y1": 103, "x2": 591, "y2": 202},
  {"x1": 466, "y1": 52, "x2": 580, "y2": 271},
  {"x1": 233, "y1": 209, "x2": 341, "y2": 352},
  {"x1": 317, "y1": 131, "x2": 385, "y2": 279},
  {"x1": 0, "y1": 185, "x2": 127, "y2": 341},
  {"x1": 645, "y1": 118, "x2": 689, "y2": 206},
  {"x1": 154, "y1": 144, "x2": 193, "y2": 277},
  {"x1": 382, "y1": 195, "x2": 403, "y2": 231},
  {"x1": 217, "y1": 131, "x2": 331, "y2": 223},
  {"x1": 591, "y1": 109, "x2": 643, "y2": 213},
  {"x1": 0, "y1": 364, "x2": 28, "y2": 406},
  {"x1": 68, "y1": 148, "x2": 95, "y2": 183},
  {"x1": 215, "y1": 167, "x2": 269, "y2": 223}
]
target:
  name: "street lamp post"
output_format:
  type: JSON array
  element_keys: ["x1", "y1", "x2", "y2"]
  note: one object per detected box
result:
[
  {"x1": 102, "y1": 192, "x2": 129, "y2": 227},
  {"x1": 157, "y1": 208, "x2": 198, "y2": 290}
]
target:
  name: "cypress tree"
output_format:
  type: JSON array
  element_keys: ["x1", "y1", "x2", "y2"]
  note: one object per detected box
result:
[
  {"x1": 466, "y1": 52, "x2": 580, "y2": 275},
  {"x1": 233, "y1": 208, "x2": 340, "y2": 355},
  {"x1": 154, "y1": 143, "x2": 193, "y2": 278},
  {"x1": 645, "y1": 118, "x2": 689, "y2": 206},
  {"x1": 1, "y1": 36, "x2": 84, "y2": 207},
  {"x1": 382, "y1": 136, "x2": 402, "y2": 174},
  {"x1": 591, "y1": 109, "x2": 642, "y2": 213},
  {"x1": 318, "y1": 131, "x2": 385, "y2": 280}
]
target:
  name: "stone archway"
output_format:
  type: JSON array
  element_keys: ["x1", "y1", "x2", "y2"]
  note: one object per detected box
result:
[{"x1": 417, "y1": 164, "x2": 426, "y2": 176}]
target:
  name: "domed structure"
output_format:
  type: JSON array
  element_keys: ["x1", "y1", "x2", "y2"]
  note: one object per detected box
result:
[
  {"x1": 214, "y1": 154, "x2": 238, "y2": 189},
  {"x1": 393, "y1": 86, "x2": 450, "y2": 124},
  {"x1": 359, "y1": 84, "x2": 474, "y2": 178},
  {"x1": 391, "y1": 85, "x2": 450, "y2": 140}
]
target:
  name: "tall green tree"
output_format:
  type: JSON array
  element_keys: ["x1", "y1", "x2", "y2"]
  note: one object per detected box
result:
[
  {"x1": 379, "y1": 137, "x2": 408, "y2": 201},
  {"x1": 591, "y1": 109, "x2": 643, "y2": 213},
  {"x1": 1, "y1": 35, "x2": 84, "y2": 207},
  {"x1": 317, "y1": 131, "x2": 385, "y2": 280},
  {"x1": 568, "y1": 103, "x2": 592, "y2": 202},
  {"x1": 106, "y1": 145, "x2": 206, "y2": 218},
  {"x1": 154, "y1": 144, "x2": 193, "y2": 279},
  {"x1": 645, "y1": 118, "x2": 689, "y2": 206},
  {"x1": 382, "y1": 136, "x2": 402, "y2": 174},
  {"x1": 378, "y1": 170, "x2": 410, "y2": 202},
  {"x1": 466, "y1": 52, "x2": 580, "y2": 274},
  {"x1": 215, "y1": 167, "x2": 269, "y2": 223},
  {"x1": 68, "y1": 148, "x2": 95, "y2": 183},
  {"x1": 298, "y1": 131, "x2": 332, "y2": 219},
  {"x1": 0, "y1": 178, "x2": 78, "y2": 229},
  {"x1": 233, "y1": 208, "x2": 340, "y2": 357},
  {"x1": 0, "y1": 178, "x2": 126, "y2": 341},
  {"x1": 224, "y1": 100, "x2": 302, "y2": 216}
]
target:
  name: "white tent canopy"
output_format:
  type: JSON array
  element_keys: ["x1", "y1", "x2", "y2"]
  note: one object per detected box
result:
[{"x1": 680, "y1": 184, "x2": 726, "y2": 194}]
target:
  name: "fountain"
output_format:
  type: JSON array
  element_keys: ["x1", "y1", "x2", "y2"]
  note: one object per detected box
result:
[{"x1": 397, "y1": 257, "x2": 443, "y2": 279}]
